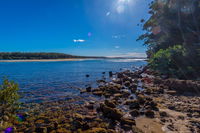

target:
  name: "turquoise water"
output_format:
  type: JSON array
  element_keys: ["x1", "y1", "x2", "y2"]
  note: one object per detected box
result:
[{"x1": 0, "y1": 59, "x2": 146, "y2": 103}]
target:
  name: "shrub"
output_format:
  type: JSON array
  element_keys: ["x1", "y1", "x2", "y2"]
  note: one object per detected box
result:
[
  {"x1": 0, "y1": 78, "x2": 20, "y2": 117},
  {"x1": 149, "y1": 45, "x2": 196, "y2": 79}
]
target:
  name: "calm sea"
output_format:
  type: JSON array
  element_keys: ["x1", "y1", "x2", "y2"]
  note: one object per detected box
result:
[{"x1": 0, "y1": 59, "x2": 146, "y2": 103}]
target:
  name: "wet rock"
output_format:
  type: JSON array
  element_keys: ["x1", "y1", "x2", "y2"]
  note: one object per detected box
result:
[
  {"x1": 35, "y1": 127, "x2": 47, "y2": 133},
  {"x1": 125, "y1": 100, "x2": 140, "y2": 110},
  {"x1": 93, "y1": 91, "x2": 104, "y2": 96},
  {"x1": 109, "y1": 71, "x2": 113, "y2": 77},
  {"x1": 104, "y1": 100, "x2": 116, "y2": 108},
  {"x1": 130, "y1": 109, "x2": 140, "y2": 117},
  {"x1": 86, "y1": 87, "x2": 92, "y2": 92},
  {"x1": 100, "y1": 103, "x2": 123, "y2": 120},
  {"x1": 145, "y1": 110, "x2": 155, "y2": 118}
]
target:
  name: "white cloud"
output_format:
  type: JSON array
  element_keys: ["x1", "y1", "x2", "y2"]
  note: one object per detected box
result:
[
  {"x1": 115, "y1": 46, "x2": 120, "y2": 49},
  {"x1": 73, "y1": 39, "x2": 85, "y2": 43},
  {"x1": 112, "y1": 35, "x2": 125, "y2": 39},
  {"x1": 106, "y1": 12, "x2": 111, "y2": 16}
]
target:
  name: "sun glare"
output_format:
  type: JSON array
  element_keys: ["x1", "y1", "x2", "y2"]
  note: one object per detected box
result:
[{"x1": 115, "y1": 0, "x2": 134, "y2": 14}]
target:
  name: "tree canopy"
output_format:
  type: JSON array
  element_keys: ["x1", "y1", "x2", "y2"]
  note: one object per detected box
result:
[{"x1": 138, "y1": 0, "x2": 200, "y2": 79}]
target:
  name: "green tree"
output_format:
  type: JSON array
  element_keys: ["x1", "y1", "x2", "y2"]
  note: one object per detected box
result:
[{"x1": 138, "y1": 0, "x2": 200, "y2": 79}]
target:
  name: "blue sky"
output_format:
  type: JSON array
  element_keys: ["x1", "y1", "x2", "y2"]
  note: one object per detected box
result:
[{"x1": 0, "y1": 0, "x2": 151, "y2": 57}]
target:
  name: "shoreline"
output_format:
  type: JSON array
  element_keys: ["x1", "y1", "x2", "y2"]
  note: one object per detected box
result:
[
  {"x1": 0, "y1": 58, "x2": 94, "y2": 62},
  {"x1": 1, "y1": 67, "x2": 199, "y2": 132},
  {"x1": 0, "y1": 58, "x2": 147, "y2": 63}
]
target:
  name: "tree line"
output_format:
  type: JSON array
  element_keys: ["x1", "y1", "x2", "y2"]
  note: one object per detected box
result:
[
  {"x1": 0, "y1": 52, "x2": 97, "y2": 60},
  {"x1": 138, "y1": 0, "x2": 200, "y2": 79}
]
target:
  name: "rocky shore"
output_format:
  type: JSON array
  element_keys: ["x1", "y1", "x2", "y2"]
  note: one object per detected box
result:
[{"x1": 0, "y1": 66, "x2": 200, "y2": 133}]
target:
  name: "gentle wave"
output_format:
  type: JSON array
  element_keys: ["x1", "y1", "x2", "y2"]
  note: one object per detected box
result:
[{"x1": 107, "y1": 59, "x2": 146, "y2": 62}]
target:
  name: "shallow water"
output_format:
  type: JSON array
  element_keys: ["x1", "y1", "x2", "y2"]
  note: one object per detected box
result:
[{"x1": 0, "y1": 59, "x2": 147, "y2": 103}]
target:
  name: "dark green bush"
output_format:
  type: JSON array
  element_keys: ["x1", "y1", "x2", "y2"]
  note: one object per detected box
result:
[{"x1": 149, "y1": 45, "x2": 197, "y2": 79}]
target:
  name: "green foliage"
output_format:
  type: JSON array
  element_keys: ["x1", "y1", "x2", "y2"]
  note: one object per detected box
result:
[
  {"x1": 149, "y1": 45, "x2": 185, "y2": 78},
  {"x1": 0, "y1": 78, "x2": 20, "y2": 106},
  {"x1": 138, "y1": 0, "x2": 200, "y2": 79},
  {"x1": 0, "y1": 52, "x2": 104, "y2": 60}
]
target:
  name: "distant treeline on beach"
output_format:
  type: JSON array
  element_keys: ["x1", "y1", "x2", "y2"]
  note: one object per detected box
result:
[{"x1": 0, "y1": 52, "x2": 105, "y2": 60}]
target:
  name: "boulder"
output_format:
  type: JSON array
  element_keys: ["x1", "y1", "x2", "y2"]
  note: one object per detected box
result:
[{"x1": 100, "y1": 104, "x2": 123, "y2": 121}]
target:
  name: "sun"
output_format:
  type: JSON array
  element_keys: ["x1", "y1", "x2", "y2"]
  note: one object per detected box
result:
[{"x1": 115, "y1": 0, "x2": 133, "y2": 14}]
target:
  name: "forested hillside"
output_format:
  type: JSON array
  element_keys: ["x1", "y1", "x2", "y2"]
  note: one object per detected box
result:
[{"x1": 0, "y1": 52, "x2": 94, "y2": 60}]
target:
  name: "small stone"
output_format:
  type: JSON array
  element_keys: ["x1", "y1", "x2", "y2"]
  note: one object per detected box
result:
[
  {"x1": 159, "y1": 111, "x2": 168, "y2": 117},
  {"x1": 3, "y1": 115, "x2": 9, "y2": 121},
  {"x1": 86, "y1": 87, "x2": 92, "y2": 92},
  {"x1": 35, "y1": 127, "x2": 47, "y2": 133},
  {"x1": 104, "y1": 100, "x2": 116, "y2": 108},
  {"x1": 145, "y1": 110, "x2": 155, "y2": 118},
  {"x1": 130, "y1": 109, "x2": 140, "y2": 117}
]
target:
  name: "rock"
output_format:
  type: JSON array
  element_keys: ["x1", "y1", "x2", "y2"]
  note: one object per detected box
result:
[
  {"x1": 85, "y1": 104, "x2": 94, "y2": 110},
  {"x1": 166, "y1": 90, "x2": 177, "y2": 95},
  {"x1": 121, "y1": 90, "x2": 131, "y2": 98},
  {"x1": 100, "y1": 104, "x2": 123, "y2": 120},
  {"x1": 93, "y1": 91, "x2": 104, "y2": 96},
  {"x1": 120, "y1": 118, "x2": 136, "y2": 126},
  {"x1": 73, "y1": 113, "x2": 84, "y2": 121},
  {"x1": 109, "y1": 71, "x2": 113, "y2": 77},
  {"x1": 113, "y1": 93, "x2": 123, "y2": 100},
  {"x1": 104, "y1": 100, "x2": 116, "y2": 108},
  {"x1": 3, "y1": 115, "x2": 9, "y2": 121},
  {"x1": 124, "y1": 81, "x2": 131, "y2": 87},
  {"x1": 159, "y1": 111, "x2": 168, "y2": 117},
  {"x1": 86, "y1": 128, "x2": 107, "y2": 133},
  {"x1": 125, "y1": 100, "x2": 140, "y2": 110},
  {"x1": 35, "y1": 127, "x2": 47, "y2": 133},
  {"x1": 86, "y1": 74, "x2": 90, "y2": 77},
  {"x1": 56, "y1": 128, "x2": 70, "y2": 133},
  {"x1": 130, "y1": 109, "x2": 140, "y2": 117},
  {"x1": 86, "y1": 87, "x2": 92, "y2": 92},
  {"x1": 145, "y1": 110, "x2": 155, "y2": 118},
  {"x1": 137, "y1": 94, "x2": 146, "y2": 105},
  {"x1": 121, "y1": 124, "x2": 132, "y2": 131}
]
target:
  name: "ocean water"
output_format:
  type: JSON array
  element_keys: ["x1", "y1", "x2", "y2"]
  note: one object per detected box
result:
[{"x1": 0, "y1": 59, "x2": 147, "y2": 103}]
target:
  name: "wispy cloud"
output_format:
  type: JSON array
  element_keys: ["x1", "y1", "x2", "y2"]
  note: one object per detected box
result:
[
  {"x1": 106, "y1": 12, "x2": 111, "y2": 16},
  {"x1": 73, "y1": 39, "x2": 86, "y2": 43},
  {"x1": 115, "y1": 46, "x2": 120, "y2": 49},
  {"x1": 112, "y1": 35, "x2": 126, "y2": 39}
]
